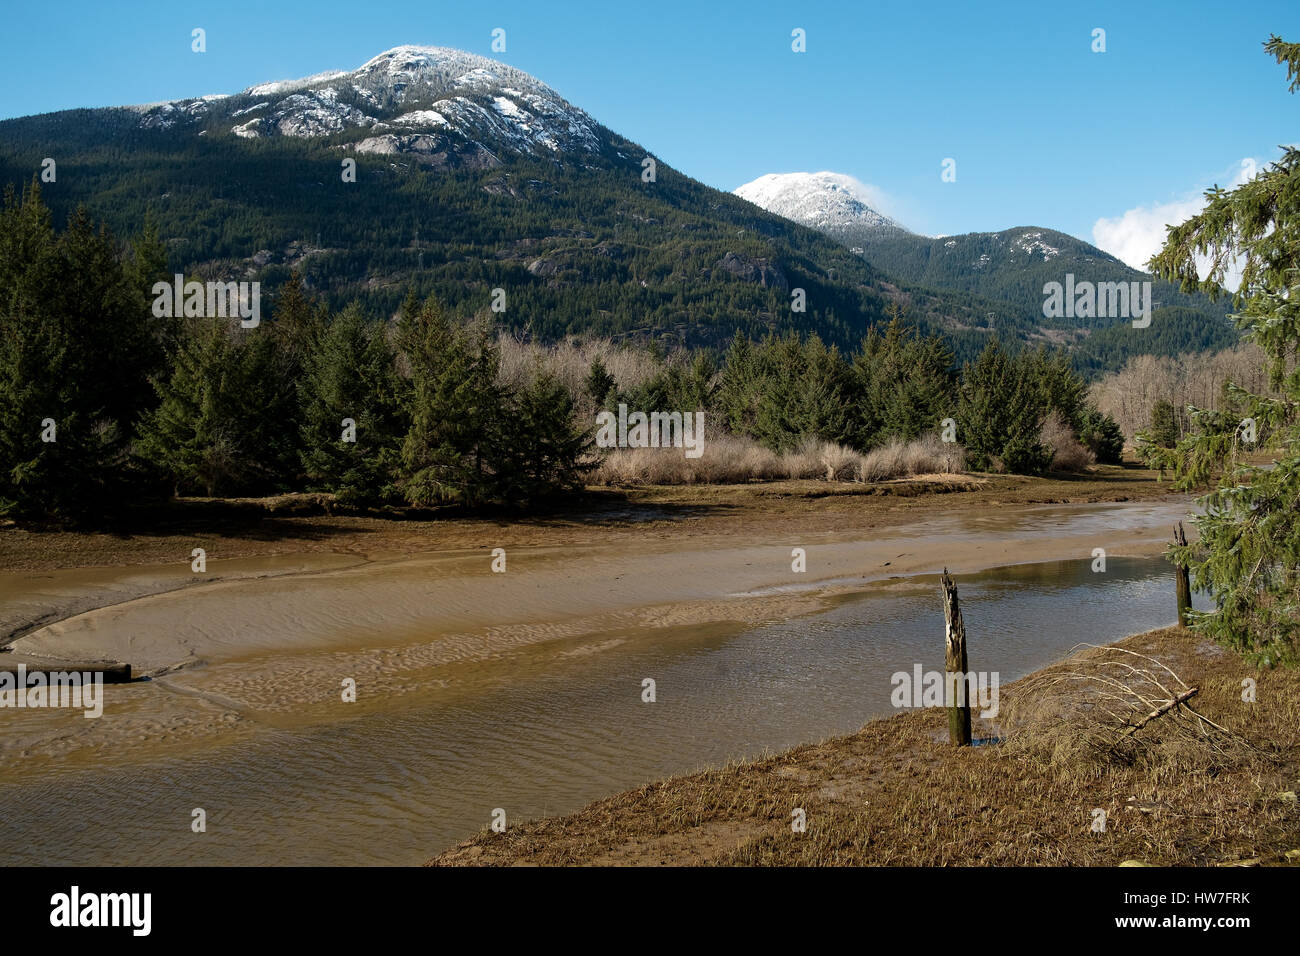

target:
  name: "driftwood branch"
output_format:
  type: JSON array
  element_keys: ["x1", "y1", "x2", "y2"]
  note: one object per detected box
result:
[
  {"x1": 1117, "y1": 687, "x2": 1199, "y2": 740},
  {"x1": 1002, "y1": 642, "x2": 1277, "y2": 769}
]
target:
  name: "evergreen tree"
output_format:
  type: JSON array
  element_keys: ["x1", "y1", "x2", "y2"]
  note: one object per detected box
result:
[
  {"x1": 753, "y1": 333, "x2": 808, "y2": 452},
  {"x1": 300, "y1": 303, "x2": 403, "y2": 505},
  {"x1": 853, "y1": 318, "x2": 957, "y2": 447},
  {"x1": 0, "y1": 182, "x2": 155, "y2": 518},
  {"x1": 959, "y1": 338, "x2": 1051, "y2": 474},
  {"x1": 1149, "y1": 399, "x2": 1180, "y2": 447},
  {"x1": 584, "y1": 357, "x2": 616, "y2": 408},
  {"x1": 1149, "y1": 34, "x2": 1300, "y2": 663},
  {"x1": 398, "y1": 297, "x2": 501, "y2": 506},
  {"x1": 1078, "y1": 407, "x2": 1125, "y2": 464},
  {"x1": 272, "y1": 270, "x2": 326, "y2": 371},
  {"x1": 718, "y1": 330, "x2": 762, "y2": 436},
  {"x1": 490, "y1": 372, "x2": 596, "y2": 507},
  {"x1": 136, "y1": 318, "x2": 298, "y2": 496},
  {"x1": 797, "y1": 335, "x2": 855, "y2": 445},
  {"x1": 1033, "y1": 348, "x2": 1089, "y2": 432},
  {"x1": 124, "y1": 212, "x2": 175, "y2": 359}
]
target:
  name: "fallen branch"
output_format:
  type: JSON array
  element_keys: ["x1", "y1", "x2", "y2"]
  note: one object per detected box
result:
[{"x1": 1117, "y1": 687, "x2": 1199, "y2": 740}]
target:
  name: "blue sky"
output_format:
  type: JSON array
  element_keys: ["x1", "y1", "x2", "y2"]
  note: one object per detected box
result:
[{"x1": 1, "y1": 0, "x2": 1296, "y2": 265}]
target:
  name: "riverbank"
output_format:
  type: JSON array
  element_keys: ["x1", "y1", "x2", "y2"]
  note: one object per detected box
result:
[
  {"x1": 0, "y1": 463, "x2": 1249, "y2": 866},
  {"x1": 430, "y1": 625, "x2": 1300, "y2": 867},
  {"x1": 1, "y1": 467, "x2": 1187, "y2": 680},
  {"x1": 0, "y1": 467, "x2": 1191, "y2": 765},
  {"x1": 0, "y1": 464, "x2": 1168, "y2": 575}
]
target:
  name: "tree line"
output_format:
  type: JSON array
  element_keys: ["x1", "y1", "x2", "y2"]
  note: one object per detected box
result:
[
  {"x1": 1, "y1": 182, "x2": 1124, "y2": 522},
  {"x1": 597, "y1": 307, "x2": 1122, "y2": 474},
  {"x1": 0, "y1": 182, "x2": 593, "y2": 518}
]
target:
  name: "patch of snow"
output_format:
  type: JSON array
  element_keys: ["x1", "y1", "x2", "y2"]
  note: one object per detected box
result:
[
  {"x1": 245, "y1": 70, "x2": 349, "y2": 97},
  {"x1": 389, "y1": 109, "x2": 450, "y2": 127},
  {"x1": 734, "y1": 171, "x2": 909, "y2": 236}
]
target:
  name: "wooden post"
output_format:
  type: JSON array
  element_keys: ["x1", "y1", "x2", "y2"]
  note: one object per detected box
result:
[
  {"x1": 1173, "y1": 522, "x2": 1192, "y2": 628},
  {"x1": 940, "y1": 568, "x2": 971, "y2": 747}
]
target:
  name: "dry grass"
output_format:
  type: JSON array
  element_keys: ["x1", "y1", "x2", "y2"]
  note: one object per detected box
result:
[
  {"x1": 431, "y1": 627, "x2": 1300, "y2": 867},
  {"x1": 858, "y1": 435, "x2": 965, "y2": 482},
  {"x1": 592, "y1": 434, "x2": 968, "y2": 486},
  {"x1": 592, "y1": 434, "x2": 785, "y2": 484}
]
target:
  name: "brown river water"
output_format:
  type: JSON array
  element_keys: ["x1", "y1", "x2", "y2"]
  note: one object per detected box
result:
[{"x1": 0, "y1": 499, "x2": 1205, "y2": 865}]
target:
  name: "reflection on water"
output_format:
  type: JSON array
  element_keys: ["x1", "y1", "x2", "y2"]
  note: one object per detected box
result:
[{"x1": 0, "y1": 556, "x2": 1208, "y2": 866}]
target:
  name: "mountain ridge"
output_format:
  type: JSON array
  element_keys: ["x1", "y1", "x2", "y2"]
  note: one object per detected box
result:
[
  {"x1": 735, "y1": 172, "x2": 912, "y2": 244},
  {"x1": 734, "y1": 170, "x2": 1235, "y2": 367},
  {"x1": 0, "y1": 48, "x2": 1235, "y2": 371}
]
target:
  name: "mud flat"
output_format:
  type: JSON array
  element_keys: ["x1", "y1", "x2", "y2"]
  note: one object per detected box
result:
[
  {"x1": 430, "y1": 626, "x2": 1300, "y2": 868},
  {"x1": 0, "y1": 478, "x2": 1220, "y2": 866},
  {"x1": 0, "y1": 655, "x2": 131, "y2": 682},
  {"x1": 4, "y1": 495, "x2": 1193, "y2": 684}
]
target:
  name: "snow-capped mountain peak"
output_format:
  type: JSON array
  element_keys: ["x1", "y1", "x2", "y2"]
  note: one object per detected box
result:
[
  {"x1": 132, "y1": 45, "x2": 604, "y2": 167},
  {"x1": 734, "y1": 171, "x2": 910, "y2": 245}
]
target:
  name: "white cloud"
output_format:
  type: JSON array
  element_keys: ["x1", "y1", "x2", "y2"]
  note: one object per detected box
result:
[{"x1": 1092, "y1": 158, "x2": 1261, "y2": 290}]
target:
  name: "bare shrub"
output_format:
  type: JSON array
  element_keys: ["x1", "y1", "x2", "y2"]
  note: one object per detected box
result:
[
  {"x1": 1089, "y1": 343, "x2": 1281, "y2": 444},
  {"x1": 696, "y1": 434, "x2": 785, "y2": 482},
  {"x1": 592, "y1": 447, "x2": 692, "y2": 485},
  {"x1": 1000, "y1": 644, "x2": 1268, "y2": 777},
  {"x1": 817, "y1": 441, "x2": 861, "y2": 481},
  {"x1": 496, "y1": 334, "x2": 664, "y2": 405},
  {"x1": 592, "y1": 432, "x2": 969, "y2": 486},
  {"x1": 1041, "y1": 410, "x2": 1095, "y2": 471},
  {"x1": 858, "y1": 435, "x2": 965, "y2": 481},
  {"x1": 783, "y1": 436, "x2": 825, "y2": 480},
  {"x1": 592, "y1": 433, "x2": 783, "y2": 485},
  {"x1": 858, "y1": 440, "x2": 904, "y2": 482}
]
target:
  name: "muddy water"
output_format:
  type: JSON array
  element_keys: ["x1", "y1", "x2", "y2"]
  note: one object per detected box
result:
[{"x1": 0, "y1": 554, "x2": 1206, "y2": 866}]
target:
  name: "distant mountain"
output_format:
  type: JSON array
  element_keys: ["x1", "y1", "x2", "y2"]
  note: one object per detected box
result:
[
  {"x1": 734, "y1": 172, "x2": 912, "y2": 246},
  {"x1": 856, "y1": 226, "x2": 1139, "y2": 315},
  {"x1": 0, "y1": 50, "x2": 1233, "y2": 371},
  {"x1": 133, "y1": 46, "x2": 606, "y2": 165},
  {"x1": 736, "y1": 172, "x2": 1236, "y2": 371},
  {"x1": 0, "y1": 46, "x2": 1036, "y2": 364},
  {"x1": 855, "y1": 227, "x2": 1236, "y2": 370}
]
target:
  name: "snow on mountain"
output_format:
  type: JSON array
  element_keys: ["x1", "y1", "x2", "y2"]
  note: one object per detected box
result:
[
  {"x1": 734, "y1": 172, "x2": 910, "y2": 243},
  {"x1": 131, "y1": 45, "x2": 604, "y2": 164},
  {"x1": 1009, "y1": 230, "x2": 1062, "y2": 260}
]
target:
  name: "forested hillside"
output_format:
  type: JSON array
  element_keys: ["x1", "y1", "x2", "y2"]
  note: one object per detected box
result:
[{"x1": 852, "y1": 227, "x2": 1237, "y2": 370}]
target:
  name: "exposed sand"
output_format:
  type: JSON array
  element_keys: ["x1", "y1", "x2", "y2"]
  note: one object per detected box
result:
[
  {"x1": 0, "y1": 477, "x2": 1216, "y2": 867},
  {"x1": 6, "y1": 498, "x2": 1191, "y2": 677},
  {"x1": 0, "y1": 492, "x2": 1197, "y2": 771}
]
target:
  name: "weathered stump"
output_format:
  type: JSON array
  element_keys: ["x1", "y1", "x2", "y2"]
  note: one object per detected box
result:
[
  {"x1": 940, "y1": 568, "x2": 971, "y2": 747},
  {"x1": 1173, "y1": 523, "x2": 1192, "y2": 628}
]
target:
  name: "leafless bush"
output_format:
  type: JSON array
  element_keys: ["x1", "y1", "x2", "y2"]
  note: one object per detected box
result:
[
  {"x1": 496, "y1": 334, "x2": 663, "y2": 402},
  {"x1": 592, "y1": 433, "x2": 783, "y2": 485},
  {"x1": 818, "y1": 441, "x2": 860, "y2": 481},
  {"x1": 784, "y1": 437, "x2": 828, "y2": 480},
  {"x1": 592, "y1": 434, "x2": 967, "y2": 486},
  {"x1": 858, "y1": 435, "x2": 965, "y2": 481},
  {"x1": 1089, "y1": 344, "x2": 1279, "y2": 443},
  {"x1": 1041, "y1": 410, "x2": 1095, "y2": 471},
  {"x1": 1001, "y1": 644, "x2": 1266, "y2": 775}
]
